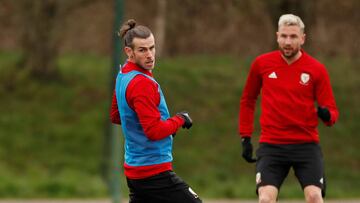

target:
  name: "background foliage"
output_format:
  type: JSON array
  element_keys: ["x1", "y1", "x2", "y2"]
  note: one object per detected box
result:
[{"x1": 0, "y1": 0, "x2": 359, "y2": 199}]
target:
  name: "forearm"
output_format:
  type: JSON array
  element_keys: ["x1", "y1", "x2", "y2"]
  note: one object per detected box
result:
[
  {"x1": 131, "y1": 90, "x2": 185, "y2": 140},
  {"x1": 239, "y1": 60, "x2": 261, "y2": 135},
  {"x1": 110, "y1": 90, "x2": 121, "y2": 124},
  {"x1": 142, "y1": 115, "x2": 184, "y2": 141},
  {"x1": 316, "y1": 68, "x2": 339, "y2": 126},
  {"x1": 239, "y1": 97, "x2": 257, "y2": 136}
]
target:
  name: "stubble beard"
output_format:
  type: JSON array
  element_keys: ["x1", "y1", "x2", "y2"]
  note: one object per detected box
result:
[
  {"x1": 280, "y1": 46, "x2": 300, "y2": 60},
  {"x1": 133, "y1": 54, "x2": 155, "y2": 71},
  {"x1": 136, "y1": 61, "x2": 154, "y2": 71}
]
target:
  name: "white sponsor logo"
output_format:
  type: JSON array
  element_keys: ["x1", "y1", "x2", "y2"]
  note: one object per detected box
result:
[
  {"x1": 300, "y1": 73, "x2": 310, "y2": 85},
  {"x1": 268, "y1": 72, "x2": 277, "y2": 79},
  {"x1": 256, "y1": 172, "x2": 262, "y2": 184},
  {"x1": 188, "y1": 187, "x2": 199, "y2": 198}
]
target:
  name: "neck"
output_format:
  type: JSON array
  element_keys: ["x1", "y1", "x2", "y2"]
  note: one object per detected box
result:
[{"x1": 282, "y1": 51, "x2": 302, "y2": 65}]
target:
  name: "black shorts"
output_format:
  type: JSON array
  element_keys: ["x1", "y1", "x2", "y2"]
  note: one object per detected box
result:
[
  {"x1": 255, "y1": 143, "x2": 326, "y2": 197},
  {"x1": 126, "y1": 170, "x2": 202, "y2": 203}
]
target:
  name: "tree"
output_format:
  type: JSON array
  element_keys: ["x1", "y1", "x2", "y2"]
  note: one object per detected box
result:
[
  {"x1": 154, "y1": 0, "x2": 167, "y2": 57},
  {"x1": 16, "y1": 0, "x2": 96, "y2": 80},
  {"x1": 17, "y1": 0, "x2": 58, "y2": 79}
]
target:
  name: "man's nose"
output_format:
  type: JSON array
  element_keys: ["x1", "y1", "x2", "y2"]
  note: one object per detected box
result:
[
  {"x1": 284, "y1": 37, "x2": 292, "y2": 44},
  {"x1": 145, "y1": 50, "x2": 153, "y2": 58}
]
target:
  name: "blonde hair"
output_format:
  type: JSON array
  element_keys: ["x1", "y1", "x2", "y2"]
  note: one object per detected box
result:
[{"x1": 278, "y1": 14, "x2": 305, "y2": 33}]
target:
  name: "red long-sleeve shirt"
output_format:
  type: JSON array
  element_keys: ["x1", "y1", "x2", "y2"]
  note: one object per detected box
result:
[
  {"x1": 110, "y1": 61, "x2": 185, "y2": 179},
  {"x1": 239, "y1": 50, "x2": 339, "y2": 144}
]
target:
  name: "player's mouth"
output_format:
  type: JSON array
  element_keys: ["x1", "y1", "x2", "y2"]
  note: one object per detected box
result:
[
  {"x1": 283, "y1": 47, "x2": 293, "y2": 51},
  {"x1": 145, "y1": 60, "x2": 154, "y2": 67},
  {"x1": 145, "y1": 60, "x2": 153, "y2": 65}
]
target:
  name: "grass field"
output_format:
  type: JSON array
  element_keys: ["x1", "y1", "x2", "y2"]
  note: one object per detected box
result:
[{"x1": 0, "y1": 51, "x2": 359, "y2": 199}]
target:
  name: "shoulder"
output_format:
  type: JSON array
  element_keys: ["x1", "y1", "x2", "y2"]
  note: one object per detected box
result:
[
  {"x1": 301, "y1": 52, "x2": 330, "y2": 82},
  {"x1": 254, "y1": 51, "x2": 281, "y2": 65},
  {"x1": 302, "y1": 52, "x2": 324, "y2": 67},
  {"x1": 128, "y1": 74, "x2": 158, "y2": 93},
  {"x1": 251, "y1": 51, "x2": 281, "y2": 72}
]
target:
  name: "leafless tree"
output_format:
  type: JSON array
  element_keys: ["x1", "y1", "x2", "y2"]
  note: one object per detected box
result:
[
  {"x1": 16, "y1": 0, "x2": 96, "y2": 80},
  {"x1": 154, "y1": 0, "x2": 167, "y2": 57}
]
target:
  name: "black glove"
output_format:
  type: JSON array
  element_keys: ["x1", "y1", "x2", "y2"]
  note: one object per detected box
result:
[
  {"x1": 241, "y1": 137, "x2": 257, "y2": 163},
  {"x1": 317, "y1": 106, "x2": 331, "y2": 122},
  {"x1": 176, "y1": 111, "x2": 193, "y2": 129}
]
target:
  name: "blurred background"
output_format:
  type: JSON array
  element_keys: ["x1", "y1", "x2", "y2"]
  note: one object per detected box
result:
[{"x1": 0, "y1": 0, "x2": 359, "y2": 200}]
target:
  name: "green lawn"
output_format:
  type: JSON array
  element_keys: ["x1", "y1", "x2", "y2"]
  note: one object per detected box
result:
[{"x1": 0, "y1": 51, "x2": 359, "y2": 198}]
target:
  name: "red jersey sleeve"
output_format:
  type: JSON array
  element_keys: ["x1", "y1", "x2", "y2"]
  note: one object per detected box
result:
[
  {"x1": 110, "y1": 90, "x2": 121, "y2": 124},
  {"x1": 127, "y1": 75, "x2": 184, "y2": 141},
  {"x1": 315, "y1": 65, "x2": 339, "y2": 126},
  {"x1": 239, "y1": 59, "x2": 262, "y2": 137}
]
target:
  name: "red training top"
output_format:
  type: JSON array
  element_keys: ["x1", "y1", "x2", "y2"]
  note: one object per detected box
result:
[
  {"x1": 239, "y1": 50, "x2": 339, "y2": 144},
  {"x1": 110, "y1": 61, "x2": 185, "y2": 179}
]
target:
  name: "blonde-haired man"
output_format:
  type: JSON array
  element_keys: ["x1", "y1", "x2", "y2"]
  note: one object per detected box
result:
[{"x1": 239, "y1": 14, "x2": 338, "y2": 203}]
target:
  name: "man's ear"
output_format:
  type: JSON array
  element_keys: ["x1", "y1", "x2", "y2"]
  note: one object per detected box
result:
[
  {"x1": 276, "y1": 32, "x2": 280, "y2": 43},
  {"x1": 301, "y1": 33, "x2": 306, "y2": 45},
  {"x1": 124, "y1": 46, "x2": 133, "y2": 59}
]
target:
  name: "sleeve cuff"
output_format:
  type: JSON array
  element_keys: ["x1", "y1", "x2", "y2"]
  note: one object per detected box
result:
[{"x1": 174, "y1": 115, "x2": 185, "y2": 126}]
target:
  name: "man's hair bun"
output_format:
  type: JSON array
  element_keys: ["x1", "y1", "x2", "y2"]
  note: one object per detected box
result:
[{"x1": 118, "y1": 19, "x2": 137, "y2": 38}]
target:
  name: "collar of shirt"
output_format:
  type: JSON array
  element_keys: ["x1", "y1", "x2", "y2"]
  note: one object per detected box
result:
[
  {"x1": 121, "y1": 61, "x2": 153, "y2": 78},
  {"x1": 278, "y1": 49, "x2": 307, "y2": 66}
]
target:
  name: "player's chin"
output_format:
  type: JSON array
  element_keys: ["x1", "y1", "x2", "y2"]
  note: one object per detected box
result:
[
  {"x1": 282, "y1": 49, "x2": 295, "y2": 57},
  {"x1": 144, "y1": 61, "x2": 154, "y2": 69}
]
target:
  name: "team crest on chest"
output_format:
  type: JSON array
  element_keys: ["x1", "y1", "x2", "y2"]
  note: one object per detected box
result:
[{"x1": 300, "y1": 73, "x2": 310, "y2": 85}]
